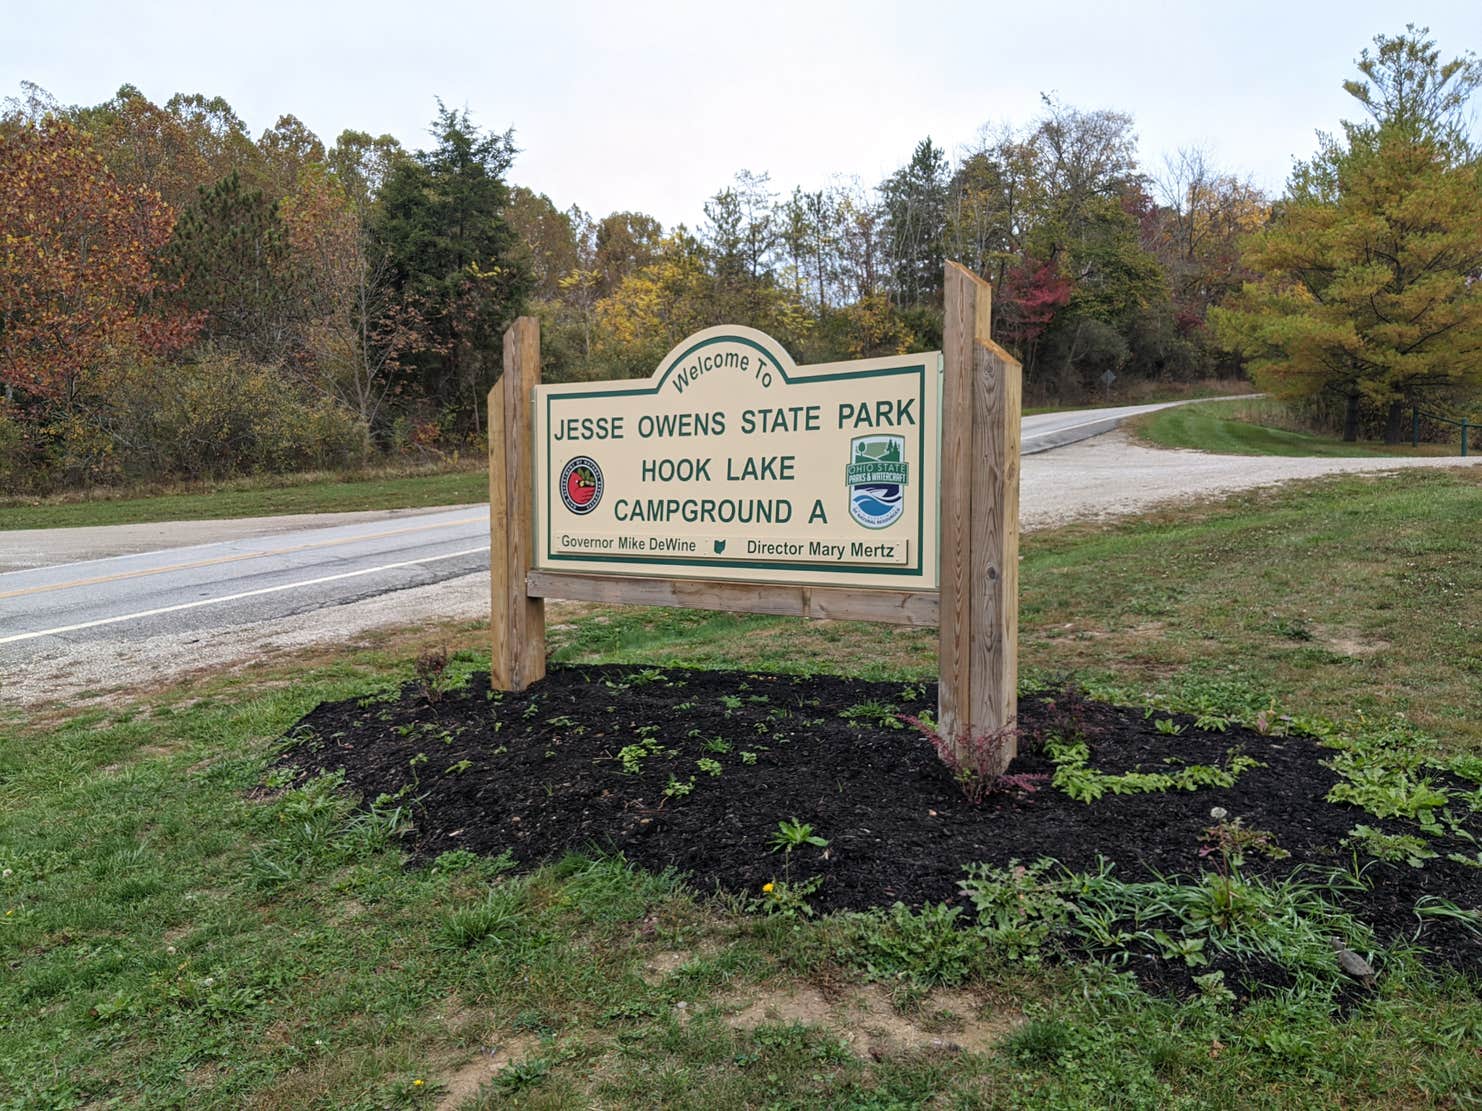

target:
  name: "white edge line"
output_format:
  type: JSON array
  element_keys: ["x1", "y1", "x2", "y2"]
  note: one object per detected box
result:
[
  {"x1": 1, "y1": 545, "x2": 490, "y2": 646},
  {"x1": 0, "y1": 505, "x2": 490, "y2": 580},
  {"x1": 1027, "y1": 413, "x2": 1130, "y2": 438}
]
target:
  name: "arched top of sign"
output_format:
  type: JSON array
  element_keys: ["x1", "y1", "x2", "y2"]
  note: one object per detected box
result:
[{"x1": 648, "y1": 325, "x2": 797, "y2": 394}]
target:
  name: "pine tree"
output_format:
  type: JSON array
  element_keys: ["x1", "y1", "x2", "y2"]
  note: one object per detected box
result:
[
  {"x1": 166, "y1": 171, "x2": 303, "y2": 363},
  {"x1": 1213, "y1": 27, "x2": 1482, "y2": 441},
  {"x1": 371, "y1": 103, "x2": 529, "y2": 430}
]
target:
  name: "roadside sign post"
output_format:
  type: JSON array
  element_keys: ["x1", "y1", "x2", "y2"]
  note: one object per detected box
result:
[{"x1": 490, "y1": 263, "x2": 1022, "y2": 769}]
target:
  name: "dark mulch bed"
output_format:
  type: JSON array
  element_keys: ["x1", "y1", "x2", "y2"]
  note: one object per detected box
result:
[{"x1": 277, "y1": 664, "x2": 1482, "y2": 997}]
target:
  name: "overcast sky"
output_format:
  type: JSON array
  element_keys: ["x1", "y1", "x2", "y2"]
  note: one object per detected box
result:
[{"x1": 5, "y1": 0, "x2": 1479, "y2": 226}]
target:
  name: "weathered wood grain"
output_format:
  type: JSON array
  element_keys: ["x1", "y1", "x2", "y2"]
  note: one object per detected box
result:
[
  {"x1": 526, "y1": 570, "x2": 940, "y2": 628},
  {"x1": 490, "y1": 316, "x2": 545, "y2": 691}
]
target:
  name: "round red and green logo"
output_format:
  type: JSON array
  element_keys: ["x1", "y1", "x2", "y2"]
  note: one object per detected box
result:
[{"x1": 559, "y1": 456, "x2": 603, "y2": 515}]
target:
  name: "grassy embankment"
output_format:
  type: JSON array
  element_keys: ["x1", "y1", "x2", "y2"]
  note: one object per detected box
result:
[
  {"x1": 1021, "y1": 376, "x2": 1250, "y2": 417},
  {"x1": 0, "y1": 462, "x2": 488, "y2": 532},
  {"x1": 3, "y1": 467, "x2": 1480, "y2": 1107},
  {"x1": 1132, "y1": 397, "x2": 1458, "y2": 457}
]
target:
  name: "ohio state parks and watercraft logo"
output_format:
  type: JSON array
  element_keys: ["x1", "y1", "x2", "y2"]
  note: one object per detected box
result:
[
  {"x1": 846, "y1": 435, "x2": 908, "y2": 529},
  {"x1": 559, "y1": 456, "x2": 603, "y2": 515}
]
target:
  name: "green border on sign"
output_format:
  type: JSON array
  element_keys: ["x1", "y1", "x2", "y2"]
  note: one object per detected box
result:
[{"x1": 540, "y1": 335, "x2": 929, "y2": 579}]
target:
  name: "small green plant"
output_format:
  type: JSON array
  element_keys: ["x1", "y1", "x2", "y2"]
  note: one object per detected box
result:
[
  {"x1": 1343, "y1": 825, "x2": 1437, "y2": 867},
  {"x1": 740, "y1": 751, "x2": 758, "y2": 765},
  {"x1": 702, "y1": 738, "x2": 732, "y2": 754},
  {"x1": 958, "y1": 858, "x2": 1072, "y2": 963},
  {"x1": 1272, "y1": 616, "x2": 1313, "y2": 641},
  {"x1": 1326, "y1": 763, "x2": 1450, "y2": 821},
  {"x1": 406, "y1": 751, "x2": 429, "y2": 788},
  {"x1": 1154, "y1": 717, "x2": 1185, "y2": 735},
  {"x1": 754, "y1": 875, "x2": 824, "y2": 918},
  {"x1": 662, "y1": 775, "x2": 695, "y2": 800},
  {"x1": 1151, "y1": 929, "x2": 1208, "y2": 968},
  {"x1": 957, "y1": 854, "x2": 1376, "y2": 985},
  {"x1": 1007, "y1": 1018, "x2": 1077, "y2": 1064},
  {"x1": 444, "y1": 759, "x2": 474, "y2": 776},
  {"x1": 771, "y1": 818, "x2": 829, "y2": 852},
  {"x1": 696, "y1": 757, "x2": 723, "y2": 777},
  {"x1": 767, "y1": 817, "x2": 828, "y2": 895},
  {"x1": 1448, "y1": 754, "x2": 1482, "y2": 785},
  {"x1": 439, "y1": 884, "x2": 526, "y2": 948},
  {"x1": 495, "y1": 1055, "x2": 552, "y2": 1093},
  {"x1": 615, "y1": 726, "x2": 670, "y2": 774},
  {"x1": 839, "y1": 700, "x2": 905, "y2": 729},
  {"x1": 852, "y1": 901, "x2": 981, "y2": 987},
  {"x1": 261, "y1": 766, "x2": 295, "y2": 790},
  {"x1": 720, "y1": 695, "x2": 743, "y2": 711},
  {"x1": 1048, "y1": 739, "x2": 1263, "y2": 803},
  {"x1": 1200, "y1": 810, "x2": 1291, "y2": 868}
]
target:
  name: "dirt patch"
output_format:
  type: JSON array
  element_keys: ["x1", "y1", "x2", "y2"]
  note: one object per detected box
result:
[
  {"x1": 725, "y1": 982, "x2": 1019, "y2": 1057},
  {"x1": 1314, "y1": 628, "x2": 1391, "y2": 658},
  {"x1": 642, "y1": 949, "x2": 696, "y2": 983},
  {"x1": 277, "y1": 664, "x2": 1482, "y2": 997},
  {"x1": 435, "y1": 1032, "x2": 540, "y2": 1109}
]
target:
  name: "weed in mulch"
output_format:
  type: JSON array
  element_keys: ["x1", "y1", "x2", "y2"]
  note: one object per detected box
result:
[{"x1": 276, "y1": 664, "x2": 1482, "y2": 1000}]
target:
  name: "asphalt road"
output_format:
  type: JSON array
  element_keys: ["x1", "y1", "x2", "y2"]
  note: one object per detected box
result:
[{"x1": 0, "y1": 506, "x2": 489, "y2": 657}]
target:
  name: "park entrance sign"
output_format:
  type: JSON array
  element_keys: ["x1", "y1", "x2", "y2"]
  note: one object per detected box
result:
[
  {"x1": 491, "y1": 264, "x2": 1022, "y2": 768},
  {"x1": 533, "y1": 327, "x2": 940, "y2": 590}
]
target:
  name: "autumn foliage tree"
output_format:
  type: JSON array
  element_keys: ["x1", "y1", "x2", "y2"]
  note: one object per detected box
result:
[{"x1": 0, "y1": 117, "x2": 193, "y2": 408}]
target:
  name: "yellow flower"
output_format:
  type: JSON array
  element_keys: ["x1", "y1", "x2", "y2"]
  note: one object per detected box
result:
[
  {"x1": 413, "y1": 1078, "x2": 424, "y2": 1087},
  {"x1": 762, "y1": 883, "x2": 774, "y2": 893}
]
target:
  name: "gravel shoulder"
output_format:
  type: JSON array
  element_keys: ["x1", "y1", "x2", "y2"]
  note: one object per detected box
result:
[{"x1": 5, "y1": 433, "x2": 1478, "y2": 711}]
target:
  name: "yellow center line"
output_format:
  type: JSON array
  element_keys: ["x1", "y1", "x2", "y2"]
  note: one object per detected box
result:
[{"x1": 0, "y1": 516, "x2": 484, "y2": 602}]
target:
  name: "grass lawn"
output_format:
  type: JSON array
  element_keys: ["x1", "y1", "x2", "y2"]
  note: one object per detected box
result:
[
  {"x1": 1131, "y1": 398, "x2": 1457, "y2": 458},
  {"x1": 0, "y1": 465, "x2": 488, "y2": 532},
  {"x1": 3, "y1": 468, "x2": 1480, "y2": 1108}
]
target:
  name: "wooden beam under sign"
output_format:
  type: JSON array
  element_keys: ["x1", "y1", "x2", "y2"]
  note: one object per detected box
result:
[{"x1": 526, "y1": 570, "x2": 940, "y2": 628}]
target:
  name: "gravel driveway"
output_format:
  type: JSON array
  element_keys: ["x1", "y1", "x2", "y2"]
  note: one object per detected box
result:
[{"x1": 1021, "y1": 430, "x2": 1479, "y2": 528}]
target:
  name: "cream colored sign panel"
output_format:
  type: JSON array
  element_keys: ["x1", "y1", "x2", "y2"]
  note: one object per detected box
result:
[{"x1": 533, "y1": 326, "x2": 940, "y2": 588}]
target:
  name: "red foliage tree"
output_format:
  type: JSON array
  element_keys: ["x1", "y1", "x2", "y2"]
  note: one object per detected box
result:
[
  {"x1": 0, "y1": 118, "x2": 195, "y2": 407},
  {"x1": 996, "y1": 257, "x2": 1072, "y2": 346}
]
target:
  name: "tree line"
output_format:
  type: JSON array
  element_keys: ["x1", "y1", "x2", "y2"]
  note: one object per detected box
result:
[{"x1": 1, "y1": 26, "x2": 1478, "y2": 492}]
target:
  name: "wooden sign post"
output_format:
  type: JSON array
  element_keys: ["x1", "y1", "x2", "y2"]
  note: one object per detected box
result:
[
  {"x1": 488, "y1": 316, "x2": 544, "y2": 692},
  {"x1": 488, "y1": 263, "x2": 1022, "y2": 770},
  {"x1": 938, "y1": 262, "x2": 1020, "y2": 756}
]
